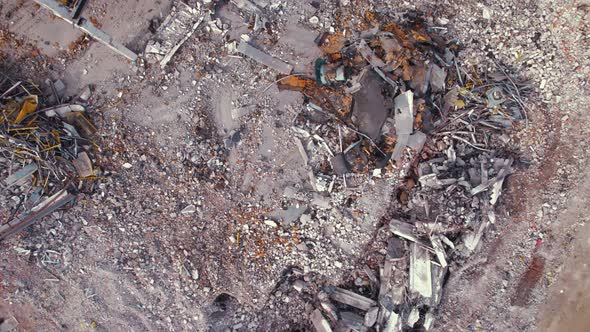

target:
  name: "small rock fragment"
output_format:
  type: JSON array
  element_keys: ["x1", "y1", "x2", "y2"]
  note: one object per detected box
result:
[{"x1": 264, "y1": 219, "x2": 278, "y2": 228}]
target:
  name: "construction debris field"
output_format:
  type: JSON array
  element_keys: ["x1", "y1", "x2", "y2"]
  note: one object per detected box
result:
[{"x1": 0, "y1": 0, "x2": 589, "y2": 331}]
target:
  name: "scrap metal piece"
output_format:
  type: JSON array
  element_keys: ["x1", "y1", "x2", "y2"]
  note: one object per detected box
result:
[
  {"x1": 429, "y1": 63, "x2": 446, "y2": 93},
  {"x1": 0, "y1": 189, "x2": 76, "y2": 241},
  {"x1": 418, "y1": 173, "x2": 458, "y2": 189},
  {"x1": 409, "y1": 242, "x2": 432, "y2": 299},
  {"x1": 311, "y1": 309, "x2": 333, "y2": 332},
  {"x1": 330, "y1": 287, "x2": 377, "y2": 311},
  {"x1": 237, "y1": 41, "x2": 293, "y2": 75},
  {"x1": 486, "y1": 86, "x2": 506, "y2": 107},
  {"x1": 0, "y1": 81, "x2": 22, "y2": 99},
  {"x1": 470, "y1": 158, "x2": 513, "y2": 196},
  {"x1": 3, "y1": 163, "x2": 38, "y2": 188},
  {"x1": 373, "y1": 67, "x2": 398, "y2": 90},
  {"x1": 378, "y1": 259, "x2": 406, "y2": 307},
  {"x1": 62, "y1": 111, "x2": 97, "y2": 138},
  {"x1": 358, "y1": 39, "x2": 386, "y2": 67},
  {"x1": 409, "y1": 64, "x2": 431, "y2": 96},
  {"x1": 363, "y1": 265, "x2": 379, "y2": 289},
  {"x1": 77, "y1": 85, "x2": 93, "y2": 102},
  {"x1": 344, "y1": 67, "x2": 368, "y2": 94},
  {"x1": 489, "y1": 177, "x2": 505, "y2": 205},
  {"x1": 71, "y1": 0, "x2": 88, "y2": 20},
  {"x1": 34, "y1": 0, "x2": 138, "y2": 61}
]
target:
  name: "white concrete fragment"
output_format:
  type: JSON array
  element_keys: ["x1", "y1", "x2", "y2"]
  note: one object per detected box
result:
[
  {"x1": 310, "y1": 309, "x2": 333, "y2": 332},
  {"x1": 407, "y1": 307, "x2": 420, "y2": 327},
  {"x1": 409, "y1": 243, "x2": 432, "y2": 298},
  {"x1": 237, "y1": 41, "x2": 293, "y2": 75}
]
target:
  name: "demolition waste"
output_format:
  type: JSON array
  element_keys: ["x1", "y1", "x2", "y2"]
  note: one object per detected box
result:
[{"x1": 0, "y1": 0, "x2": 533, "y2": 331}]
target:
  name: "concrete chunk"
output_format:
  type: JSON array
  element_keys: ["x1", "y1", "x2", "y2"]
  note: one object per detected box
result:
[
  {"x1": 311, "y1": 309, "x2": 333, "y2": 332},
  {"x1": 330, "y1": 287, "x2": 377, "y2": 311},
  {"x1": 409, "y1": 243, "x2": 432, "y2": 299},
  {"x1": 340, "y1": 311, "x2": 366, "y2": 331},
  {"x1": 389, "y1": 219, "x2": 419, "y2": 243},
  {"x1": 383, "y1": 311, "x2": 401, "y2": 332},
  {"x1": 364, "y1": 307, "x2": 379, "y2": 327},
  {"x1": 237, "y1": 41, "x2": 293, "y2": 75},
  {"x1": 394, "y1": 90, "x2": 414, "y2": 135}
]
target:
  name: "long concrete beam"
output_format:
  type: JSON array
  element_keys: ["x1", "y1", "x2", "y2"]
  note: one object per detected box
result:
[{"x1": 34, "y1": 0, "x2": 138, "y2": 61}]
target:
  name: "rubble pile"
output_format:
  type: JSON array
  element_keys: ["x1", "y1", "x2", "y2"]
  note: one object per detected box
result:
[
  {"x1": 269, "y1": 12, "x2": 532, "y2": 332},
  {"x1": 0, "y1": 75, "x2": 98, "y2": 241},
  {"x1": 144, "y1": 1, "x2": 206, "y2": 68}
]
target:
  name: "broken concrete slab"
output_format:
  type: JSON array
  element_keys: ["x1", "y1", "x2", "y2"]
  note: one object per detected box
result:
[
  {"x1": 430, "y1": 236, "x2": 448, "y2": 268},
  {"x1": 430, "y1": 264, "x2": 447, "y2": 307},
  {"x1": 340, "y1": 311, "x2": 367, "y2": 331},
  {"x1": 389, "y1": 219, "x2": 419, "y2": 243},
  {"x1": 267, "y1": 205, "x2": 307, "y2": 225},
  {"x1": 330, "y1": 287, "x2": 377, "y2": 311},
  {"x1": 409, "y1": 243, "x2": 432, "y2": 299},
  {"x1": 330, "y1": 153, "x2": 350, "y2": 175},
  {"x1": 394, "y1": 90, "x2": 414, "y2": 135},
  {"x1": 406, "y1": 307, "x2": 420, "y2": 328},
  {"x1": 320, "y1": 300, "x2": 339, "y2": 321},
  {"x1": 383, "y1": 311, "x2": 401, "y2": 332},
  {"x1": 358, "y1": 39, "x2": 386, "y2": 68},
  {"x1": 35, "y1": 0, "x2": 138, "y2": 61},
  {"x1": 72, "y1": 152, "x2": 93, "y2": 177},
  {"x1": 311, "y1": 309, "x2": 333, "y2": 332},
  {"x1": 295, "y1": 137, "x2": 309, "y2": 165},
  {"x1": 407, "y1": 131, "x2": 427, "y2": 152},
  {"x1": 364, "y1": 306, "x2": 379, "y2": 327},
  {"x1": 231, "y1": 0, "x2": 264, "y2": 14},
  {"x1": 237, "y1": 41, "x2": 293, "y2": 75},
  {"x1": 352, "y1": 70, "x2": 389, "y2": 140}
]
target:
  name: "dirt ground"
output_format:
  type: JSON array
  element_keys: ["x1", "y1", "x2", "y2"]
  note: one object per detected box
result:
[{"x1": 1, "y1": 0, "x2": 589, "y2": 331}]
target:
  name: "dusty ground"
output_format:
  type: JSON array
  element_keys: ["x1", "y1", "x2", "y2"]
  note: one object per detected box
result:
[{"x1": 0, "y1": 0, "x2": 589, "y2": 331}]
